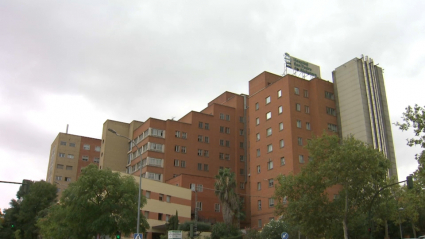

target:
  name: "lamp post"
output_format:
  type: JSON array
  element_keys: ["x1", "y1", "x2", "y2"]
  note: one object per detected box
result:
[
  {"x1": 398, "y1": 208, "x2": 403, "y2": 239},
  {"x1": 108, "y1": 128, "x2": 142, "y2": 235}
]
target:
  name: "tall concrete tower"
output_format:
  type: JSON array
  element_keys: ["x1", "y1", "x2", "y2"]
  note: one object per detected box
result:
[{"x1": 332, "y1": 56, "x2": 398, "y2": 179}]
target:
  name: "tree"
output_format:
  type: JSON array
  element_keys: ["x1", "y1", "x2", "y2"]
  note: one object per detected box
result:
[
  {"x1": 211, "y1": 222, "x2": 241, "y2": 239},
  {"x1": 214, "y1": 168, "x2": 240, "y2": 225},
  {"x1": 260, "y1": 219, "x2": 295, "y2": 239},
  {"x1": 275, "y1": 134, "x2": 390, "y2": 239},
  {"x1": 37, "y1": 165, "x2": 148, "y2": 239},
  {"x1": 17, "y1": 181, "x2": 57, "y2": 239},
  {"x1": 178, "y1": 220, "x2": 211, "y2": 238},
  {"x1": 0, "y1": 200, "x2": 21, "y2": 239},
  {"x1": 166, "y1": 211, "x2": 179, "y2": 230}
]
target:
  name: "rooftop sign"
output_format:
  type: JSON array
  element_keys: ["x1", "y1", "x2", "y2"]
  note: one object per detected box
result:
[{"x1": 284, "y1": 53, "x2": 321, "y2": 78}]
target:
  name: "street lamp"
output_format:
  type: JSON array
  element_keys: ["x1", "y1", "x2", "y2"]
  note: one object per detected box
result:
[
  {"x1": 107, "y1": 128, "x2": 143, "y2": 235},
  {"x1": 398, "y1": 207, "x2": 404, "y2": 239}
]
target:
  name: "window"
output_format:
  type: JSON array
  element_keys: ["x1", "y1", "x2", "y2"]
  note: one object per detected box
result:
[
  {"x1": 240, "y1": 182, "x2": 245, "y2": 189},
  {"x1": 181, "y1": 161, "x2": 186, "y2": 168},
  {"x1": 240, "y1": 169, "x2": 244, "y2": 175},
  {"x1": 239, "y1": 116, "x2": 244, "y2": 123},
  {"x1": 94, "y1": 157, "x2": 100, "y2": 163},
  {"x1": 66, "y1": 165, "x2": 72, "y2": 170},
  {"x1": 158, "y1": 213, "x2": 163, "y2": 220},
  {"x1": 278, "y1": 106, "x2": 283, "y2": 114},
  {"x1": 225, "y1": 127, "x2": 230, "y2": 134},
  {"x1": 83, "y1": 144, "x2": 90, "y2": 150},
  {"x1": 266, "y1": 112, "x2": 271, "y2": 120},
  {"x1": 328, "y1": 123, "x2": 338, "y2": 132},
  {"x1": 60, "y1": 141, "x2": 66, "y2": 146},
  {"x1": 267, "y1": 160, "x2": 273, "y2": 170},
  {"x1": 220, "y1": 113, "x2": 225, "y2": 120},
  {"x1": 304, "y1": 90, "x2": 309, "y2": 98},
  {"x1": 205, "y1": 136, "x2": 210, "y2": 143},
  {"x1": 299, "y1": 155, "x2": 305, "y2": 163},
  {"x1": 266, "y1": 96, "x2": 271, "y2": 104},
  {"x1": 57, "y1": 164, "x2": 64, "y2": 169},
  {"x1": 182, "y1": 132, "x2": 187, "y2": 139},
  {"x1": 326, "y1": 107, "x2": 336, "y2": 116},
  {"x1": 240, "y1": 155, "x2": 244, "y2": 161},
  {"x1": 239, "y1": 142, "x2": 244, "y2": 148},
  {"x1": 294, "y1": 87, "x2": 299, "y2": 95},
  {"x1": 279, "y1": 122, "x2": 284, "y2": 131},
  {"x1": 225, "y1": 154, "x2": 230, "y2": 160},
  {"x1": 255, "y1": 102, "x2": 259, "y2": 110},
  {"x1": 258, "y1": 219, "x2": 262, "y2": 228},
  {"x1": 181, "y1": 146, "x2": 186, "y2": 153},
  {"x1": 325, "y1": 91, "x2": 335, "y2": 100},
  {"x1": 306, "y1": 122, "x2": 311, "y2": 130},
  {"x1": 219, "y1": 139, "x2": 224, "y2": 146},
  {"x1": 166, "y1": 214, "x2": 170, "y2": 222},
  {"x1": 220, "y1": 126, "x2": 225, "y2": 133},
  {"x1": 145, "y1": 191, "x2": 151, "y2": 199},
  {"x1": 174, "y1": 159, "x2": 179, "y2": 166},
  {"x1": 175, "y1": 131, "x2": 181, "y2": 137},
  {"x1": 268, "y1": 179, "x2": 274, "y2": 187},
  {"x1": 190, "y1": 183, "x2": 196, "y2": 191},
  {"x1": 196, "y1": 201, "x2": 203, "y2": 211},
  {"x1": 280, "y1": 139, "x2": 284, "y2": 148},
  {"x1": 267, "y1": 144, "x2": 273, "y2": 153},
  {"x1": 219, "y1": 153, "x2": 224, "y2": 160},
  {"x1": 205, "y1": 123, "x2": 209, "y2": 130},
  {"x1": 198, "y1": 163, "x2": 202, "y2": 170},
  {"x1": 67, "y1": 154, "x2": 74, "y2": 159},
  {"x1": 69, "y1": 143, "x2": 76, "y2": 147},
  {"x1": 175, "y1": 145, "x2": 180, "y2": 152},
  {"x1": 215, "y1": 203, "x2": 220, "y2": 212},
  {"x1": 256, "y1": 118, "x2": 260, "y2": 125},
  {"x1": 278, "y1": 90, "x2": 282, "y2": 98},
  {"x1": 258, "y1": 200, "x2": 262, "y2": 210},
  {"x1": 266, "y1": 128, "x2": 272, "y2": 136},
  {"x1": 65, "y1": 177, "x2": 71, "y2": 182},
  {"x1": 298, "y1": 137, "x2": 303, "y2": 146},
  {"x1": 256, "y1": 149, "x2": 261, "y2": 157},
  {"x1": 59, "y1": 153, "x2": 65, "y2": 157},
  {"x1": 166, "y1": 195, "x2": 171, "y2": 203},
  {"x1": 159, "y1": 194, "x2": 164, "y2": 201},
  {"x1": 198, "y1": 122, "x2": 203, "y2": 128},
  {"x1": 198, "y1": 149, "x2": 203, "y2": 156},
  {"x1": 198, "y1": 135, "x2": 203, "y2": 142},
  {"x1": 55, "y1": 176, "x2": 62, "y2": 181},
  {"x1": 296, "y1": 103, "x2": 301, "y2": 111},
  {"x1": 269, "y1": 198, "x2": 275, "y2": 207},
  {"x1": 239, "y1": 129, "x2": 244, "y2": 135},
  {"x1": 297, "y1": 120, "x2": 302, "y2": 128},
  {"x1": 204, "y1": 150, "x2": 209, "y2": 157},
  {"x1": 257, "y1": 165, "x2": 261, "y2": 173},
  {"x1": 225, "y1": 141, "x2": 230, "y2": 147},
  {"x1": 82, "y1": 156, "x2": 89, "y2": 161},
  {"x1": 257, "y1": 182, "x2": 261, "y2": 190},
  {"x1": 256, "y1": 133, "x2": 260, "y2": 141},
  {"x1": 144, "y1": 211, "x2": 149, "y2": 218},
  {"x1": 305, "y1": 105, "x2": 310, "y2": 114},
  {"x1": 280, "y1": 157, "x2": 286, "y2": 166},
  {"x1": 226, "y1": 115, "x2": 230, "y2": 121}
]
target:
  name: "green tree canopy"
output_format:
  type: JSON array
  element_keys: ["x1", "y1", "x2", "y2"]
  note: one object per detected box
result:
[
  {"x1": 38, "y1": 165, "x2": 148, "y2": 239},
  {"x1": 211, "y1": 222, "x2": 241, "y2": 239},
  {"x1": 260, "y1": 219, "x2": 295, "y2": 239},
  {"x1": 275, "y1": 134, "x2": 390, "y2": 239},
  {"x1": 214, "y1": 168, "x2": 240, "y2": 225}
]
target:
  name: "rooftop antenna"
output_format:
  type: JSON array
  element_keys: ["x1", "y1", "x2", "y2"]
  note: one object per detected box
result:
[{"x1": 66, "y1": 124, "x2": 69, "y2": 134}]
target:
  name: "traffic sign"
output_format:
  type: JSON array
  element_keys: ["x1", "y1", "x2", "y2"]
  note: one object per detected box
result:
[
  {"x1": 134, "y1": 233, "x2": 143, "y2": 239},
  {"x1": 168, "y1": 230, "x2": 183, "y2": 239},
  {"x1": 281, "y1": 232, "x2": 289, "y2": 239}
]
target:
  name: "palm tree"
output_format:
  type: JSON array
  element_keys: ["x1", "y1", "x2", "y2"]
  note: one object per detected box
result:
[{"x1": 214, "y1": 168, "x2": 240, "y2": 225}]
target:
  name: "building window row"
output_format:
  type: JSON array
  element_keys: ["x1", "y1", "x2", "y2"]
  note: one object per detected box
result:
[
  {"x1": 55, "y1": 176, "x2": 71, "y2": 182},
  {"x1": 175, "y1": 131, "x2": 188, "y2": 139},
  {"x1": 198, "y1": 122, "x2": 210, "y2": 130},
  {"x1": 60, "y1": 141, "x2": 77, "y2": 148},
  {"x1": 197, "y1": 149, "x2": 209, "y2": 157},
  {"x1": 325, "y1": 91, "x2": 335, "y2": 100},
  {"x1": 133, "y1": 128, "x2": 166, "y2": 148},
  {"x1": 197, "y1": 163, "x2": 209, "y2": 171},
  {"x1": 219, "y1": 113, "x2": 231, "y2": 121},
  {"x1": 328, "y1": 123, "x2": 338, "y2": 132},
  {"x1": 56, "y1": 164, "x2": 73, "y2": 170},
  {"x1": 219, "y1": 126, "x2": 231, "y2": 134},
  {"x1": 219, "y1": 153, "x2": 230, "y2": 160},
  {"x1": 326, "y1": 107, "x2": 337, "y2": 116},
  {"x1": 219, "y1": 139, "x2": 230, "y2": 147},
  {"x1": 294, "y1": 87, "x2": 309, "y2": 98},
  {"x1": 141, "y1": 172, "x2": 162, "y2": 181}
]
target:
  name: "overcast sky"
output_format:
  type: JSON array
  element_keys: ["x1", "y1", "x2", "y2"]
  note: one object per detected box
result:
[{"x1": 1, "y1": 0, "x2": 424, "y2": 210}]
